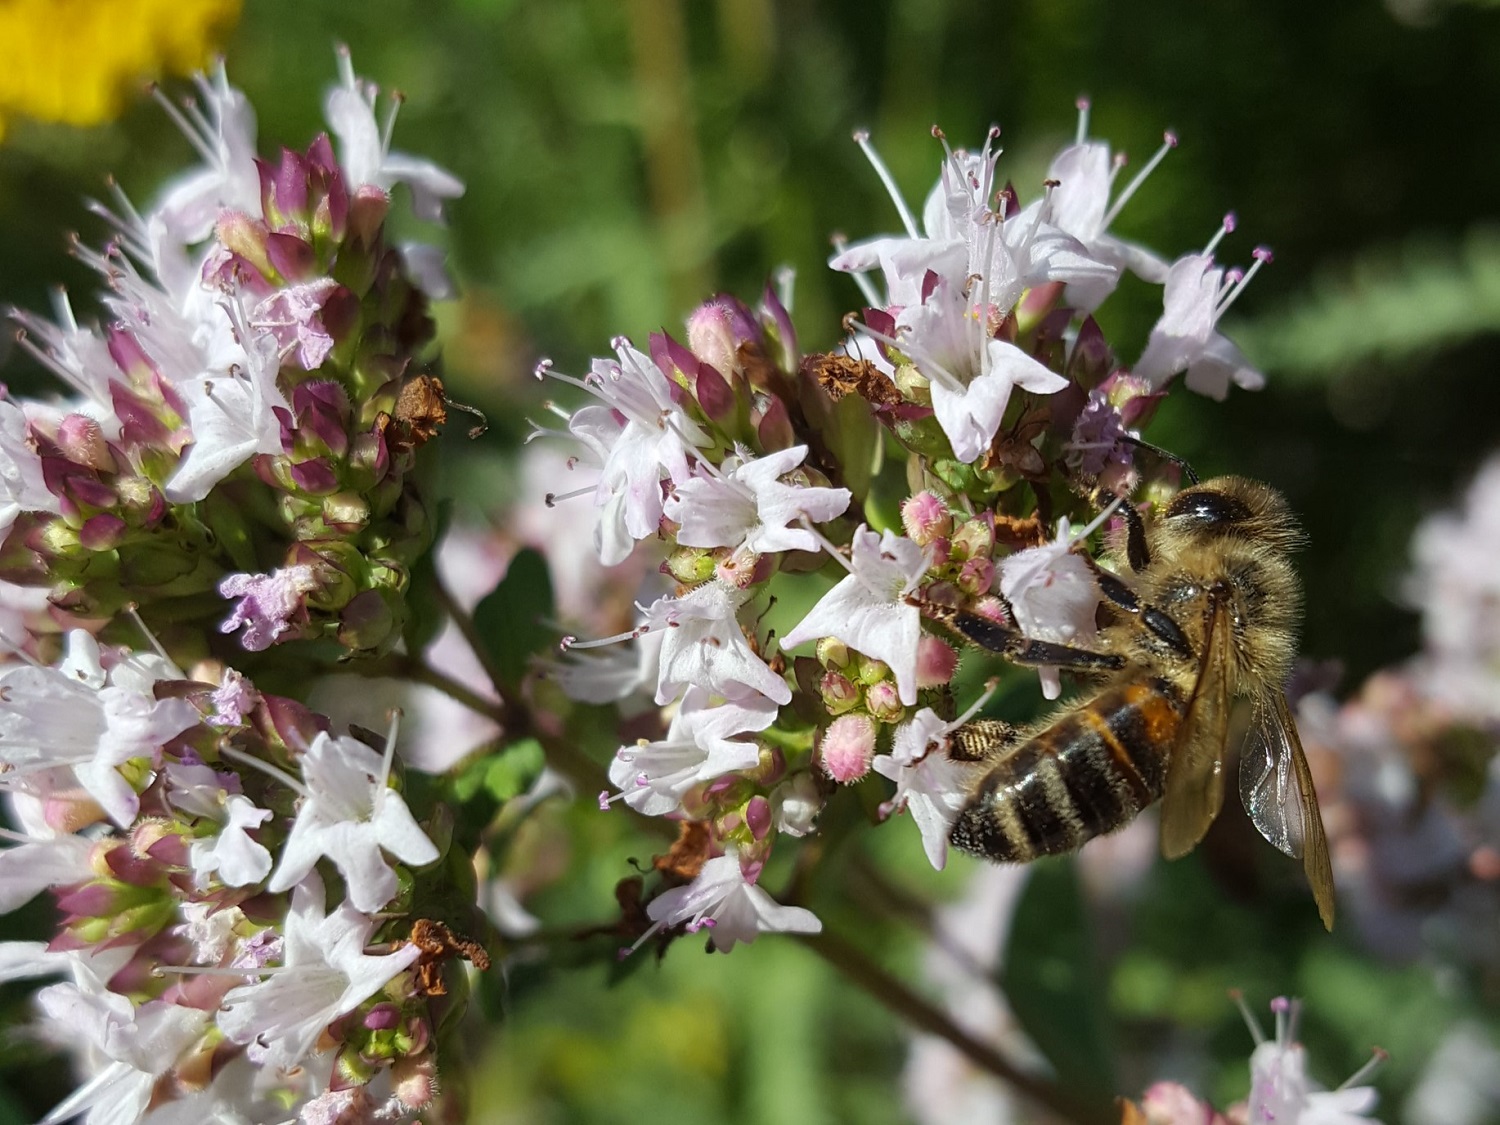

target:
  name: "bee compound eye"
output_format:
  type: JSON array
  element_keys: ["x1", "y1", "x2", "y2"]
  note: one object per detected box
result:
[{"x1": 1164, "y1": 488, "x2": 1252, "y2": 527}]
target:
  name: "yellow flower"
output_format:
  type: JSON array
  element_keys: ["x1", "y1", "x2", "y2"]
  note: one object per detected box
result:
[{"x1": 0, "y1": 0, "x2": 241, "y2": 136}]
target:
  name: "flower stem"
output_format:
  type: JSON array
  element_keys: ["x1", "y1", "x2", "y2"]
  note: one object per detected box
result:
[
  {"x1": 792, "y1": 928, "x2": 1111, "y2": 1125},
  {"x1": 430, "y1": 576, "x2": 510, "y2": 704}
]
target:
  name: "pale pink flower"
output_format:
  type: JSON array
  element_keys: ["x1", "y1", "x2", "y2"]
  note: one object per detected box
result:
[
  {"x1": 782, "y1": 525, "x2": 928, "y2": 705},
  {"x1": 188, "y1": 794, "x2": 273, "y2": 888},
  {"x1": 1135, "y1": 249, "x2": 1267, "y2": 400},
  {"x1": 999, "y1": 514, "x2": 1109, "y2": 700},
  {"x1": 605, "y1": 687, "x2": 778, "y2": 816},
  {"x1": 218, "y1": 564, "x2": 320, "y2": 651},
  {"x1": 218, "y1": 877, "x2": 422, "y2": 1071},
  {"x1": 873, "y1": 706, "x2": 983, "y2": 870},
  {"x1": 0, "y1": 631, "x2": 200, "y2": 827},
  {"x1": 267, "y1": 731, "x2": 439, "y2": 913},
  {"x1": 647, "y1": 580, "x2": 791, "y2": 706},
  {"x1": 664, "y1": 444, "x2": 851, "y2": 559},
  {"x1": 324, "y1": 47, "x2": 464, "y2": 222},
  {"x1": 644, "y1": 848, "x2": 821, "y2": 953}
]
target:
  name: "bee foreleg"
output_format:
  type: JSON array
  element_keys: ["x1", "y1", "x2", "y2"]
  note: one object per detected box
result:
[
  {"x1": 1081, "y1": 483, "x2": 1152, "y2": 572},
  {"x1": 923, "y1": 605, "x2": 1126, "y2": 672}
]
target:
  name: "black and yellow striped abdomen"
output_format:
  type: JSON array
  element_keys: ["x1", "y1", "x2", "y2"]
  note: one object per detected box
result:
[{"x1": 949, "y1": 680, "x2": 1181, "y2": 862}]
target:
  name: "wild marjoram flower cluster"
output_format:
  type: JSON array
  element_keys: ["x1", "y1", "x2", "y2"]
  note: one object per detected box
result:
[
  {"x1": 0, "y1": 48, "x2": 1372, "y2": 1124},
  {"x1": 551, "y1": 109, "x2": 1272, "y2": 953},
  {"x1": 0, "y1": 54, "x2": 472, "y2": 1124}
]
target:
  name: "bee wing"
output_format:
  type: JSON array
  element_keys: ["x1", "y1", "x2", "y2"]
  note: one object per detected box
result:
[
  {"x1": 1239, "y1": 691, "x2": 1336, "y2": 930},
  {"x1": 1158, "y1": 593, "x2": 1232, "y2": 860}
]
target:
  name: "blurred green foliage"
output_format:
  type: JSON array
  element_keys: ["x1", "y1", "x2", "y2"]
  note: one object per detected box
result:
[{"x1": 4, "y1": 0, "x2": 1500, "y2": 1121}]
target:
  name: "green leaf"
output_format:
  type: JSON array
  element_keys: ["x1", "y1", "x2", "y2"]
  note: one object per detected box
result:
[
  {"x1": 1235, "y1": 225, "x2": 1500, "y2": 381},
  {"x1": 472, "y1": 547, "x2": 556, "y2": 692},
  {"x1": 1001, "y1": 858, "x2": 1117, "y2": 1112},
  {"x1": 452, "y1": 737, "x2": 546, "y2": 804}
]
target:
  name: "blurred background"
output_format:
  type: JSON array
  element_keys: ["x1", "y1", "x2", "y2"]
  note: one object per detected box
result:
[{"x1": 3, "y1": 0, "x2": 1500, "y2": 1121}]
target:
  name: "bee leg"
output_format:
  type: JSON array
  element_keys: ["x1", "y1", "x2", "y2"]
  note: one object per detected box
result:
[
  {"x1": 1076, "y1": 554, "x2": 1198, "y2": 661},
  {"x1": 1118, "y1": 435, "x2": 1200, "y2": 485},
  {"x1": 1081, "y1": 482, "x2": 1153, "y2": 572},
  {"x1": 920, "y1": 603, "x2": 1126, "y2": 671},
  {"x1": 946, "y1": 718, "x2": 1021, "y2": 763}
]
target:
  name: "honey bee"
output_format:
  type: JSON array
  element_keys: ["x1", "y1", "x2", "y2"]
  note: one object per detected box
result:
[{"x1": 925, "y1": 476, "x2": 1336, "y2": 929}]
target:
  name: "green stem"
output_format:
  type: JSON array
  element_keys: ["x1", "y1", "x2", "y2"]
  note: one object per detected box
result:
[{"x1": 793, "y1": 929, "x2": 1110, "y2": 1125}]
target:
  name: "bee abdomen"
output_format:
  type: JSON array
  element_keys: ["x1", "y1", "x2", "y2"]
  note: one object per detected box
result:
[{"x1": 949, "y1": 683, "x2": 1177, "y2": 863}]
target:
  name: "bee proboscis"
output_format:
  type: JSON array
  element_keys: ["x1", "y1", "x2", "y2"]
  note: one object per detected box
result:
[{"x1": 926, "y1": 476, "x2": 1336, "y2": 930}]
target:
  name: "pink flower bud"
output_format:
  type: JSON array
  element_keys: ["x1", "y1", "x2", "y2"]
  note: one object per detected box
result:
[
  {"x1": 956, "y1": 556, "x2": 995, "y2": 596},
  {"x1": 1139, "y1": 1081, "x2": 1216, "y2": 1125},
  {"x1": 820, "y1": 713, "x2": 877, "y2": 783},
  {"x1": 755, "y1": 394, "x2": 795, "y2": 451},
  {"x1": 916, "y1": 635, "x2": 959, "y2": 688},
  {"x1": 971, "y1": 595, "x2": 1009, "y2": 624},
  {"x1": 393, "y1": 1054, "x2": 440, "y2": 1111},
  {"x1": 55, "y1": 414, "x2": 115, "y2": 472},
  {"x1": 745, "y1": 795, "x2": 772, "y2": 840},
  {"x1": 865, "y1": 680, "x2": 903, "y2": 723},
  {"x1": 819, "y1": 669, "x2": 861, "y2": 715},
  {"x1": 687, "y1": 296, "x2": 756, "y2": 379},
  {"x1": 901, "y1": 491, "x2": 953, "y2": 545},
  {"x1": 950, "y1": 513, "x2": 995, "y2": 563}
]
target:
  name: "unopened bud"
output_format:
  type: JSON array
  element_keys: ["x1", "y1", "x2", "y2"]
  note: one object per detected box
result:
[
  {"x1": 819, "y1": 713, "x2": 877, "y2": 783},
  {"x1": 956, "y1": 556, "x2": 995, "y2": 597},
  {"x1": 854, "y1": 654, "x2": 889, "y2": 686},
  {"x1": 950, "y1": 514, "x2": 995, "y2": 563},
  {"x1": 818, "y1": 670, "x2": 861, "y2": 714},
  {"x1": 901, "y1": 491, "x2": 952, "y2": 545},
  {"x1": 815, "y1": 636, "x2": 851, "y2": 669},
  {"x1": 916, "y1": 635, "x2": 959, "y2": 688},
  {"x1": 665, "y1": 546, "x2": 717, "y2": 585},
  {"x1": 865, "y1": 681, "x2": 903, "y2": 723}
]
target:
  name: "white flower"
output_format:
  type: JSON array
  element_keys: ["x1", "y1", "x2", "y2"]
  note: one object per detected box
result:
[
  {"x1": 0, "y1": 631, "x2": 200, "y2": 827},
  {"x1": 164, "y1": 318, "x2": 289, "y2": 504},
  {"x1": 549, "y1": 628, "x2": 663, "y2": 706},
  {"x1": 873, "y1": 708, "x2": 981, "y2": 870},
  {"x1": 782, "y1": 525, "x2": 928, "y2": 705},
  {"x1": 1035, "y1": 129, "x2": 1173, "y2": 310},
  {"x1": 773, "y1": 771, "x2": 823, "y2": 837},
  {"x1": 1135, "y1": 250, "x2": 1267, "y2": 400},
  {"x1": 148, "y1": 62, "x2": 262, "y2": 251},
  {"x1": 648, "y1": 581, "x2": 792, "y2": 707},
  {"x1": 606, "y1": 688, "x2": 778, "y2": 816},
  {"x1": 834, "y1": 131, "x2": 1111, "y2": 312},
  {"x1": 998, "y1": 515, "x2": 1107, "y2": 700},
  {"x1": 645, "y1": 848, "x2": 821, "y2": 952},
  {"x1": 1239, "y1": 997, "x2": 1382, "y2": 1125},
  {"x1": 897, "y1": 275, "x2": 1069, "y2": 463},
  {"x1": 549, "y1": 342, "x2": 712, "y2": 566},
  {"x1": 218, "y1": 877, "x2": 422, "y2": 1071},
  {"x1": 37, "y1": 961, "x2": 208, "y2": 1125},
  {"x1": 324, "y1": 47, "x2": 465, "y2": 222},
  {"x1": 0, "y1": 829, "x2": 94, "y2": 913},
  {"x1": 663, "y1": 444, "x2": 852, "y2": 559},
  {"x1": 188, "y1": 794, "x2": 274, "y2": 888},
  {"x1": 267, "y1": 731, "x2": 440, "y2": 914},
  {"x1": 0, "y1": 399, "x2": 60, "y2": 536}
]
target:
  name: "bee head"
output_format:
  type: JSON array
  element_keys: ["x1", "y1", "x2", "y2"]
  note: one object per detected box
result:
[{"x1": 1161, "y1": 476, "x2": 1306, "y2": 552}]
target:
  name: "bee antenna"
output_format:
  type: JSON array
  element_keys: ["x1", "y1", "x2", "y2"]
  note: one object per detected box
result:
[{"x1": 1120, "y1": 435, "x2": 1199, "y2": 485}]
